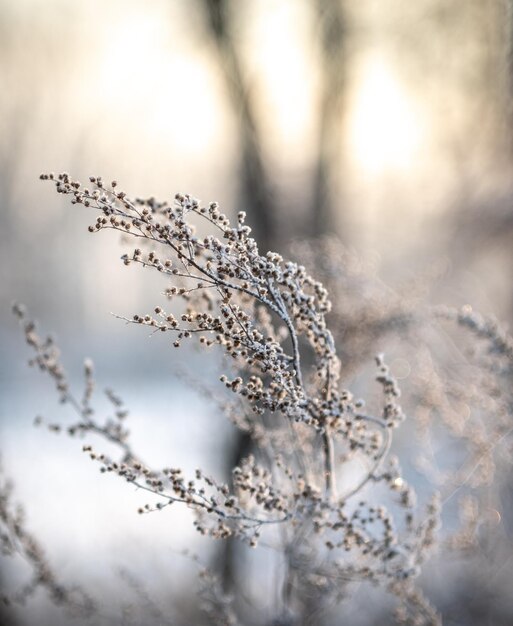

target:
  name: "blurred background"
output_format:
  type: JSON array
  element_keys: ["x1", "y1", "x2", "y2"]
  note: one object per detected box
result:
[{"x1": 1, "y1": 0, "x2": 513, "y2": 624}]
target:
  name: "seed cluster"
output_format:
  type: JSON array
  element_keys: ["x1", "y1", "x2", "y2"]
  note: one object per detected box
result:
[{"x1": 13, "y1": 303, "x2": 133, "y2": 459}]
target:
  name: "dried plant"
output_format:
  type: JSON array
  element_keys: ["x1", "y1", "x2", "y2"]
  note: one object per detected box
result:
[
  {"x1": 8, "y1": 172, "x2": 513, "y2": 625},
  {"x1": 0, "y1": 461, "x2": 94, "y2": 617}
]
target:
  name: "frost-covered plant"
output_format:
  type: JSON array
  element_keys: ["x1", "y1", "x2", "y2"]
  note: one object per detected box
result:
[
  {"x1": 0, "y1": 462, "x2": 94, "y2": 616},
  {"x1": 8, "y1": 172, "x2": 513, "y2": 625}
]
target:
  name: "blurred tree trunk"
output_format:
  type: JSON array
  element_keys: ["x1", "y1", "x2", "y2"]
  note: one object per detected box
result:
[
  {"x1": 507, "y1": 1, "x2": 513, "y2": 97},
  {"x1": 311, "y1": 0, "x2": 347, "y2": 238},
  {"x1": 303, "y1": 1, "x2": 348, "y2": 617},
  {"x1": 202, "y1": 0, "x2": 276, "y2": 253},
  {"x1": 200, "y1": 0, "x2": 275, "y2": 598},
  {"x1": 506, "y1": 0, "x2": 513, "y2": 157},
  {"x1": 199, "y1": 1, "x2": 349, "y2": 611}
]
